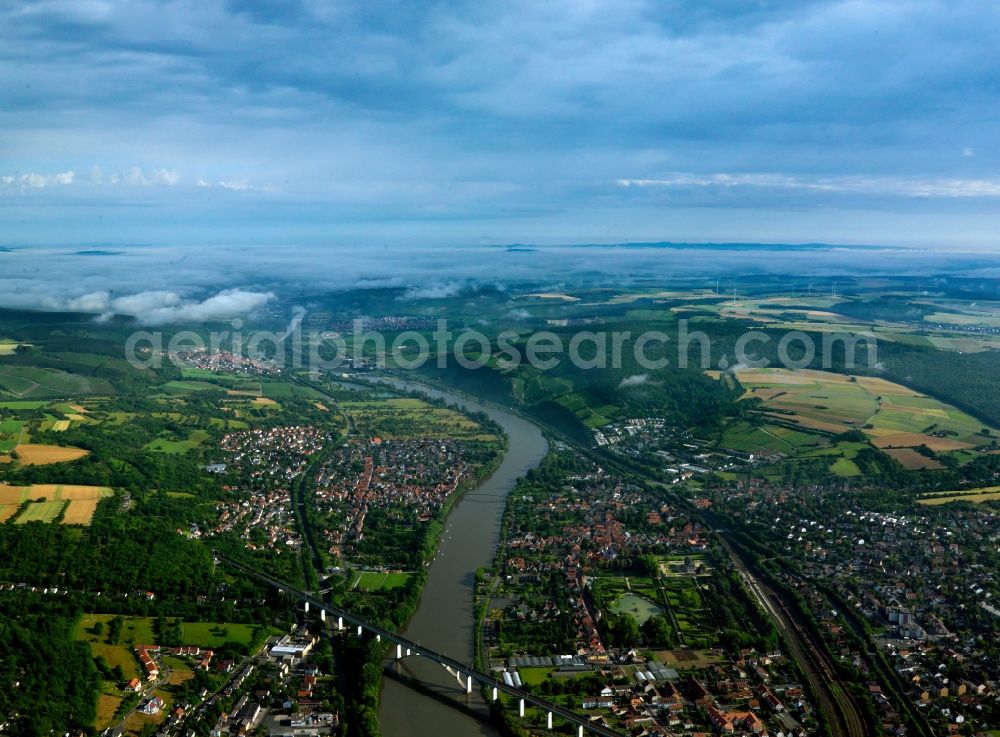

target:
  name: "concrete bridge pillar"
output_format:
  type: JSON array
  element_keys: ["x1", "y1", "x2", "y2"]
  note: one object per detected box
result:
[
  {"x1": 518, "y1": 699, "x2": 524, "y2": 718},
  {"x1": 356, "y1": 625, "x2": 363, "y2": 637},
  {"x1": 376, "y1": 634, "x2": 381, "y2": 642},
  {"x1": 491, "y1": 687, "x2": 497, "y2": 702},
  {"x1": 319, "y1": 609, "x2": 325, "y2": 622},
  {"x1": 405, "y1": 648, "x2": 411, "y2": 657},
  {"x1": 304, "y1": 601, "x2": 310, "y2": 613},
  {"x1": 337, "y1": 616, "x2": 343, "y2": 631},
  {"x1": 547, "y1": 711, "x2": 553, "y2": 730},
  {"x1": 396, "y1": 644, "x2": 402, "y2": 659},
  {"x1": 578, "y1": 726, "x2": 584, "y2": 737},
  {"x1": 466, "y1": 676, "x2": 473, "y2": 694}
]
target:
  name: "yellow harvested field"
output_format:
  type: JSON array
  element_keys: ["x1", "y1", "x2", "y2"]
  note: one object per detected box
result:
[
  {"x1": 0, "y1": 455, "x2": 11, "y2": 464},
  {"x1": 315, "y1": 402, "x2": 330, "y2": 411},
  {"x1": 68, "y1": 404, "x2": 88, "y2": 413},
  {"x1": 227, "y1": 389, "x2": 259, "y2": 397},
  {"x1": 51, "y1": 420, "x2": 71, "y2": 431},
  {"x1": 853, "y1": 376, "x2": 915, "y2": 396},
  {"x1": 253, "y1": 397, "x2": 278, "y2": 406},
  {"x1": 918, "y1": 487, "x2": 1000, "y2": 506},
  {"x1": 738, "y1": 368, "x2": 838, "y2": 386},
  {"x1": 870, "y1": 433, "x2": 972, "y2": 451},
  {"x1": 0, "y1": 484, "x2": 112, "y2": 504},
  {"x1": 14, "y1": 443, "x2": 89, "y2": 465},
  {"x1": 0, "y1": 505, "x2": 17, "y2": 523},
  {"x1": 62, "y1": 498, "x2": 100, "y2": 525}
]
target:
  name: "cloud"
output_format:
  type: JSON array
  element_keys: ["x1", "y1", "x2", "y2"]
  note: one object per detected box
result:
[
  {"x1": 56, "y1": 288, "x2": 274, "y2": 324},
  {"x1": 3, "y1": 0, "x2": 1000, "y2": 245},
  {"x1": 0, "y1": 170, "x2": 76, "y2": 191},
  {"x1": 616, "y1": 173, "x2": 1000, "y2": 199},
  {"x1": 401, "y1": 281, "x2": 465, "y2": 300},
  {"x1": 618, "y1": 374, "x2": 648, "y2": 388}
]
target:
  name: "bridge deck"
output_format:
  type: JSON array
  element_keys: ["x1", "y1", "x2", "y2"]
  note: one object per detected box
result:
[{"x1": 218, "y1": 554, "x2": 626, "y2": 737}]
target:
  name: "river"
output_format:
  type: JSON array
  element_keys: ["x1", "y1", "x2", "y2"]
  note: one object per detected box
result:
[{"x1": 374, "y1": 378, "x2": 548, "y2": 737}]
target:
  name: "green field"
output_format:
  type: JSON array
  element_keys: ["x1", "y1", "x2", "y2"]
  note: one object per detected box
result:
[
  {"x1": 160, "y1": 380, "x2": 225, "y2": 395},
  {"x1": 0, "y1": 366, "x2": 113, "y2": 397},
  {"x1": 719, "y1": 420, "x2": 826, "y2": 457},
  {"x1": 75, "y1": 615, "x2": 267, "y2": 683},
  {"x1": 0, "y1": 400, "x2": 48, "y2": 410},
  {"x1": 350, "y1": 571, "x2": 412, "y2": 592},
  {"x1": 0, "y1": 419, "x2": 25, "y2": 452},
  {"x1": 735, "y1": 368, "x2": 996, "y2": 449},
  {"x1": 14, "y1": 500, "x2": 66, "y2": 524},
  {"x1": 76, "y1": 614, "x2": 261, "y2": 649},
  {"x1": 144, "y1": 429, "x2": 211, "y2": 454}
]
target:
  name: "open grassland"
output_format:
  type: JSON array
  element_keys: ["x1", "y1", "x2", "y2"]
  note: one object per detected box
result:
[
  {"x1": 0, "y1": 365, "x2": 113, "y2": 397},
  {"x1": 0, "y1": 418, "x2": 25, "y2": 451},
  {"x1": 341, "y1": 397, "x2": 498, "y2": 440},
  {"x1": 350, "y1": 570, "x2": 413, "y2": 592},
  {"x1": 95, "y1": 693, "x2": 123, "y2": 731},
  {"x1": 14, "y1": 443, "x2": 90, "y2": 464},
  {"x1": 735, "y1": 367, "x2": 996, "y2": 448},
  {"x1": 75, "y1": 615, "x2": 265, "y2": 683},
  {"x1": 14, "y1": 500, "x2": 66, "y2": 524},
  {"x1": 144, "y1": 429, "x2": 211, "y2": 455},
  {"x1": 719, "y1": 420, "x2": 827, "y2": 457},
  {"x1": 917, "y1": 486, "x2": 1000, "y2": 506}
]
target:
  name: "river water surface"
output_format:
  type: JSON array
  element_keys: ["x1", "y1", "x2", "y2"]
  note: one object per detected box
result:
[{"x1": 375, "y1": 379, "x2": 548, "y2": 737}]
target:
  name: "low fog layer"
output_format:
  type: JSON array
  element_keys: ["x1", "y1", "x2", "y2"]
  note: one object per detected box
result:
[{"x1": 2, "y1": 242, "x2": 1000, "y2": 323}]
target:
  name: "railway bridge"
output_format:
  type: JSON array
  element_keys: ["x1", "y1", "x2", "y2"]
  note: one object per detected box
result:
[{"x1": 217, "y1": 554, "x2": 626, "y2": 737}]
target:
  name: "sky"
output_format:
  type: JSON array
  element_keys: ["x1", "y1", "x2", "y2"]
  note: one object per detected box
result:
[{"x1": 2, "y1": 0, "x2": 1000, "y2": 249}]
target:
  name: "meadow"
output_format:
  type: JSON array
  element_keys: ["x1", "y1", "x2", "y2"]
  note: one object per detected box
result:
[
  {"x1": 734, "y1": 368, "x2": 996, "y2": 450},
  {"x1": 350, "y1": 570, "x2": 413, "y2": 592}
]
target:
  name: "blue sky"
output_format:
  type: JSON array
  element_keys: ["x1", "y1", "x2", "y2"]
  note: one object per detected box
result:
[{"x1": 2, "y1": 0, "x2": 1000, "y2": 248}]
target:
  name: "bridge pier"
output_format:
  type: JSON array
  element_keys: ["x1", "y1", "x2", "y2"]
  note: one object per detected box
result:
[
  {"x1": 547, "y1": 711, "x2": 552, "y2": 730},
  {"x1": 357, "y1": 625, "x2": 363, "y2": 637},
  {"x1": 491, "y1": 687, "x2": 497, "y2": 702},
  {"x1": 337, "y1": 616, "x2": 343, "y2": 631},
  {"x1": 396, "y1": 644, "x2": 402, "y2": 659},
  {"x1": 466, "y1": 676, "x2": 472, "y2": 694},
  {"x1": 304, "y1": 601, "x2": 310, "y2": 613},
  {"x1": 518, "y1": 699, "x2": 524, "y2": 718},
  {"x1": 405, "y1": 648, "x2": 410, "y2": 657},
  {"x1": 376, "y1": 633, "x2": 381, "y2": 642},
  {"x1": 319, "y1": 609, "x2": 325, "y2": 622},
  {"x1": 577, "y1": 726, "x2": 584, "y2": 737}
]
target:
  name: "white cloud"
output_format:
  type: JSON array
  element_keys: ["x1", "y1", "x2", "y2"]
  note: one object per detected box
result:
[
  {"x1": 55, "y1": 288, "x2": 274, "y2": 325},
  {"x1": 617, "y1": 173, "x2": 1000, "y2": 198},
  {"x1": 67, "y1": 291, "x2": 111, "y2": 312},
  {"x1": 218, "y1": 179, "x2": 251, "y2": 191},
  {"x1": 619, "y1": 374, "x2": 648, "y2": 388}
]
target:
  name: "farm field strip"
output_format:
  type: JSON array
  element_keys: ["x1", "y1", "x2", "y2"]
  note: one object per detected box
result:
[
  {"x1": 735, "y1": 367, "x2": 997, "y2": 449},
  {"x1": 14, "y1": 500, "x2": 66, "y2": 524}
]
